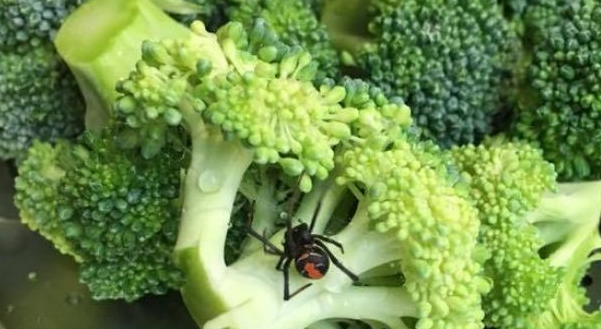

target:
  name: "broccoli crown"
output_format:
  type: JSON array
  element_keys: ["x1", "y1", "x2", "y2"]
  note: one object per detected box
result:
[
  {"x1": 0, "y1": 47, "x2": 84, "y2": 161},
  {"x1": 14, "y1": 132, "x2": 183, "y2": 301},
  {"x1": 451, "y1": 138, "x2": 562, "y2": 328},
  {"x1": 354, "y1": 0, "x2": 517, "y2": 147},
  {"x1": 115, "y1": 20, "x2": 356, "y2": 191},
  {"x1": 512, "y1": 0, "x2": 601, "y2": 180},
  {"x1": 227, "y1": 0, "x2": 339, "y2": 81},
  {"x1": 0, "y1": 0, "x2": 85, "y2": 52},
  {"x1": 337, "y1": 139, "x2": 490, "y2": 329}
]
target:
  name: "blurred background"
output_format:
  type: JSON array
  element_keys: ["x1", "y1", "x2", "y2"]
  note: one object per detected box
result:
[{"x1": 0, "y1": 160, "x2": 599, "y2": 329}]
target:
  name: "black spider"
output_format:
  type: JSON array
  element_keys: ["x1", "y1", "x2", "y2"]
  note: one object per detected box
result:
[{"x1": 248, "y1": 202, "x2": 359, "y2": 300}]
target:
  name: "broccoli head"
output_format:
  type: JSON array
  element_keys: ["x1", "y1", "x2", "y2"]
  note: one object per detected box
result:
[
  {"x1": 0, "y1": 47, "x2": 84, "y2": 161},
  {"x1": 227, "y1": 0, "x2": 339, "y2": 81},
  {"x1": 512, "y1": 0, "x2": 601, "y2": 180},
  {"x1": 451, "y1": 138, "x2": 601, "y2": 328},
  {"x1": 323, "y1": 0, "x2": 519, "y2": 147},
  {"x1": 15, "y1": 132, "x2": 184, "y2": 301}
]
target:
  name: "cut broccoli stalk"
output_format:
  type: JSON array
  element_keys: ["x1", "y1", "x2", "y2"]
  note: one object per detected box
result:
[{"x1": 55, "y1": 0, "x2": 190, "y2": 130}]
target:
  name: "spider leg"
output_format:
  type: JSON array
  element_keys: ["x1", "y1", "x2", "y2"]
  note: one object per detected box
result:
[
  {"x1": 312, "y1": 234, "x2": 344, "y2": 253},
  {"x1": 247, "y1": 227, "x2": 284, "y2": 256},
  {"x1": 314, "y1": 240, "x2": 359, "y2": 282},
  {"x1": 282, "y1": 257, "x2": 312, "y2": 300},
  {"x1": 308, "y1": 200, "x2": 322, "y2": 232}
]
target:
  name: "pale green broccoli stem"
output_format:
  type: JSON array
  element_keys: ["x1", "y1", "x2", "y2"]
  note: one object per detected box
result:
[
  {"x1": 295, "y1": 180, "x2": 349, "y2": 234},
  {"x1": 55, "y1": 0, "x2": 190, "y2": 130},
  {"x1": 150, "y1": 0, "x2": 204, "y2": 14},
  {"x1": 525, "y1": 181, "x2": 601, "y2": 266},
  {"x1": 175, "y1": 127, "x2": 254, "y2": 261}
]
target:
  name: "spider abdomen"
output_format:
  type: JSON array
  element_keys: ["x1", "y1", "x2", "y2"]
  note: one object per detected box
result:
[{"x1": 295, "y1": 247, "x2": 330, "y2": 280}]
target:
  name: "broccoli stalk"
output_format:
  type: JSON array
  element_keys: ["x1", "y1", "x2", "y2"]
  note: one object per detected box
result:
[
  {"x1": 112, "y1": 16, "x2": 489, "y2": 328},
  {"x1": 54, "y1": 0, "x2": 191, "y2": 130}
]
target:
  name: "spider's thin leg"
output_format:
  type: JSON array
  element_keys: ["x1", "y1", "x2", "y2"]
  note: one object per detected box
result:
[
  {"x1": 312, "y1": 234, "x2": 344, "y2": 253},
  {"x1": 247, "y1": 227, "x2": 284, "y2": 256},
  {"x1": 314, "y1": 240, "x2": 359, "y2": 282},
  {"x1": 308, "y1": 200, "x2": 322, "y2": 232},
  {"x1": 276, "y1": 255, "x2": 287, "y2": 271},
  {"x1": 282, "y1": 257, "x2": 312, "y2": 300}
]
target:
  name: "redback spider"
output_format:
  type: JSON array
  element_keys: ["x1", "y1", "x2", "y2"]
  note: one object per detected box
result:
[{"x1": 248, "y1": 201, "x2": 359, "y2": 300}]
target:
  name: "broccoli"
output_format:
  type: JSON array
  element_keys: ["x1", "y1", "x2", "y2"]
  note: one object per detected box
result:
[
  {"x1": 451, "y1": 138, "x2": 601, "y2": 328},
  {"x1": 110, "y1": 13, "x2": 489, "y2": 327},
  {"x1": 322, "y1": 0, "x2": 519, "y2": 147},
  {"x1": 15, "y1": 132, "x2": 184, "y2": 301},
  {"x1": 13, "y1": 0, "x2": 192, "y2": 300},
  {"x1": 0, "y1": 0, "x2": 86, "y2": 161},
  {"x1": 226, "y1": 0, "x2": 339, "y2": 81},
  {"x1": 0, "y1": 47, "x2": 84, "y2": 161},
  {"x1": 510, "y1": 0, "x2": 601, "y2": 180}
]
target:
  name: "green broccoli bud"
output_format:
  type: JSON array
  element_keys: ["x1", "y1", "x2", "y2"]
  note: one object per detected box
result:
[
  {"x1": 512, "y1": 0, "x2": 601, "y2": 180},
  {"x1": 14, "y1": 132, "x2": 184, "y2": 301},
  {"x1": 0, "y1": 46, "x2": 84, "y2": 161},
  {"x1": 227, "y1": 0, "x2": 339, "y2": 81},
  {"x1": 451, "y1": 138, "x2": 601, "y2": 328},
  {"x1": 323, "y1": 0, "x2": 519, "y2": 147},
  {"x1": 0, "y1": 0, "x2": 84, "y2": 52}
]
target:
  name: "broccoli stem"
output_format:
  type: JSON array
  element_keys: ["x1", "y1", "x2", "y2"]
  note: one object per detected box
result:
[
  {"x1": 55, "y1": 0, "x2": 190, "y2": 130},
  {"x1": 525, "y1": 181, "x2": 601, "y2": 264}
]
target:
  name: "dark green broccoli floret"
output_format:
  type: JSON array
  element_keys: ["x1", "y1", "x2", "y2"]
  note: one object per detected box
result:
[
  {"x1": 14, "y1": 132, "x2": 183, "y2": 301},
  {"x1": 325, "y1": 0, "x2": 519, "y2": 147},
  {"x1": 0, "y1": 47, "x2": 84, "y2": 161},
  {"x1": 227, "y1": 0, "x2": 339, "y2": 80},
  {"x1": 512, "y1": 0, "x2": 601, "y2": 180},
  {"x1": 0, "y1": 0, "x2": 85, "y2": 52}
]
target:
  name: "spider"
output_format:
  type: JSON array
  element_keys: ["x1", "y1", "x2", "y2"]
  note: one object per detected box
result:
[{"x1": 248, "y1": 202, "x2": 359, "y2": 300}]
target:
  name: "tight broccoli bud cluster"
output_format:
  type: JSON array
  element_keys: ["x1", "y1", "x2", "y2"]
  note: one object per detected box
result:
[
  {"x1": 0, "y1": 47, "x2": 84, "y2": 161},
  {"x1": 338, "y1": 140, "x2": 489, "y2": 329},
  {"x1": 451, "y1": 139, "x2": 559, "y2": 328},
  {"x1": 512, "y1": 0, "x2": 601, "y2": 180},
  {"x1": 227, "y1": 0, "x2": 339, "y2": 81},
  {"x1": 14, "y1": 132, "x2": 183, "y2": 301},
  {"x1": 325, "y1": 0, "x2": 519, "y2": 147},
  {"x1": 0, "y1": 0, "x2": 84, "y2": 51},
  {"x1": 0, "y1": 0, "x2": 86, "y2": 160}
]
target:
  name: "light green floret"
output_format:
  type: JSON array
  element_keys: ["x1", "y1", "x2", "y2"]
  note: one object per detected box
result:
[
  {"x1": 337, "y1": 140, "x2": 489, "y2": 329},
  {"x1": 116, "y1": 20, "x2": 355, "y2": 191},
  {"x1": 451, "y1": 138, "x2": 601, "y2": 329}
]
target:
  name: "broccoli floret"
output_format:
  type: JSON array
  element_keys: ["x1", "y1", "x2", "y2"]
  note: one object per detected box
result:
[
  {"x1": 107, "y1": 11, "x2": 489, "y2": 326},
  {"x1": 0, "y1": 0, "x2": 84, "y2": 52},
  {"x1": 227, "y1": 0, "x2": 339, "y2": 81},
  {"x1": 14, "y1": 132, "x2": 184, "y2": 301},
  {"x1": 323, "y1": 0, "x2": 519, "y2": 147},
  {"x1": 0, "y1": 47, "x2": 84, "y2": 161},
  {"x1": 511, "y1": 0, "x2": 601, "y2": 180},
  {"x1": 451, "y1": 138, "x2": 601, "y2": 328},
  {"x1": 12, "y1": 0, "x2": 196, "y2": 301}
]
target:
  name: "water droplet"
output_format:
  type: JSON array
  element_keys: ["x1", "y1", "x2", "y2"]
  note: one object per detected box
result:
[{"x1": 197, "y1": 170, "x2": 223, "y2": 193}]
